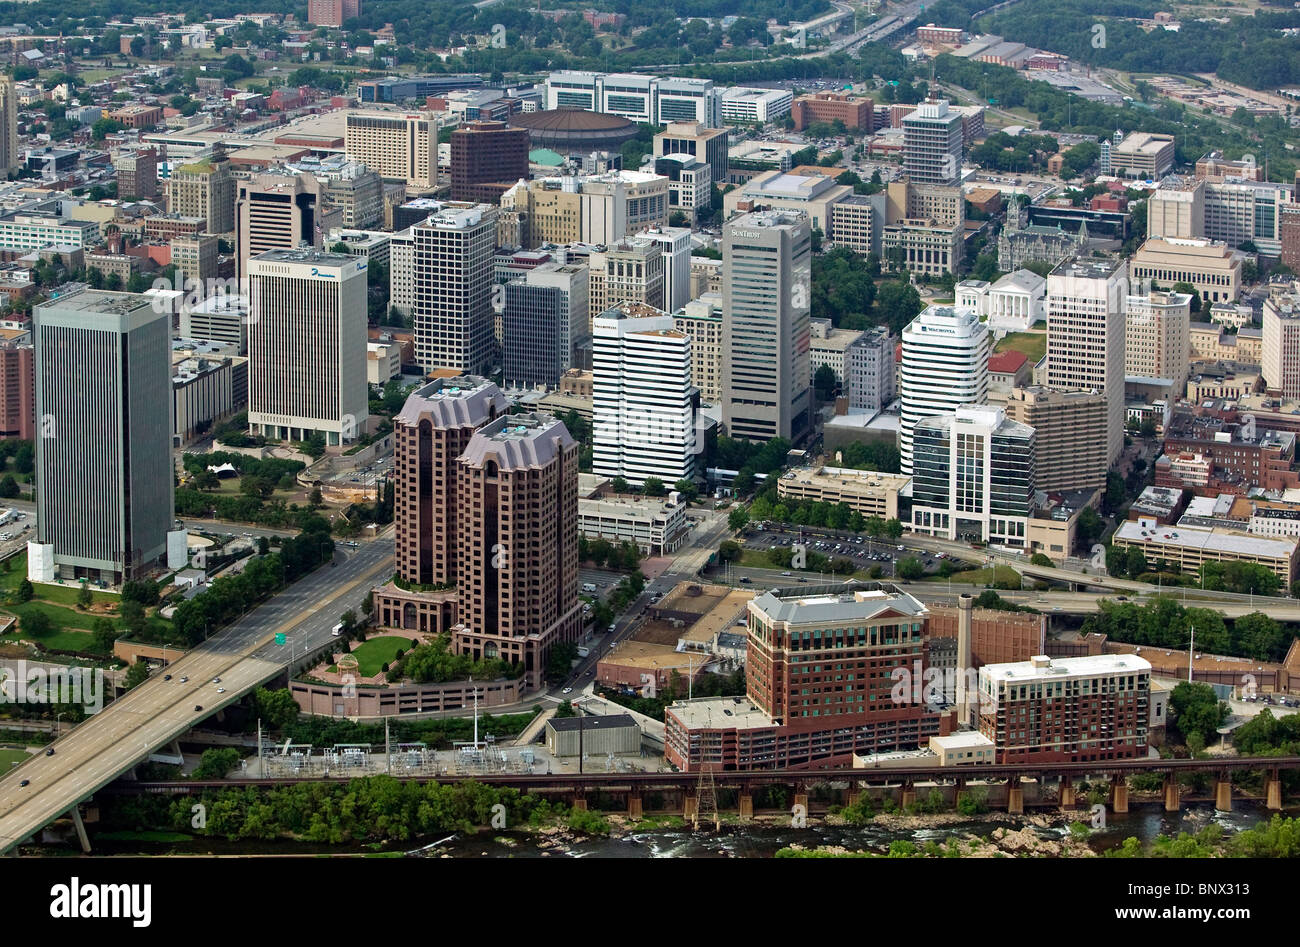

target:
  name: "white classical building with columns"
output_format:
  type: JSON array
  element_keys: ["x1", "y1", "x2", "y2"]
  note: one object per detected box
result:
[{"x1": 955, "y1": 268, "x2": 1046, "y2": 332}]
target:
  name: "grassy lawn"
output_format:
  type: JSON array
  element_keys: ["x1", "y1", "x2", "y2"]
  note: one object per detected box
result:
[
  {"x1": 0, "y1": 748, "x2": 30, "y2": 769},
  {"x1": 923, "y1": 565, "x2": 1023, "y2": 587},
  {"x1": 350, "y1": 637, "x2": 412, "y2": 677},
  {"x1": 4, "y1": 600, "x2": 101, "y2": 632},
  {"x1": 995, "y1": 332, "x2": 1047, "y2": 365},
  {"x1": 29, "y1": 582, "x2": 117, "y2": 607}
]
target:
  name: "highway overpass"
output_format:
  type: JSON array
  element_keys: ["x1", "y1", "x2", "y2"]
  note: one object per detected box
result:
[{"x1": 0, "y1": 533, "x2": 394, "y2": 854}]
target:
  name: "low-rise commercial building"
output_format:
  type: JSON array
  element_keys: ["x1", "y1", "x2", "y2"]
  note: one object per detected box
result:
[
  {"x1": 577, "y1": 493, "x2": 689, "y2": 556},
  {"x1": 776, "y1": 465, "x2": 909, "y2": 520},
  {"x1": 1112, "y1": 517, "x2": 1299, "y2": 582}
]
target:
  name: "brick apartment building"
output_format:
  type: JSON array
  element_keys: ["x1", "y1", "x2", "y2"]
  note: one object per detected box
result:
[
  {"x1": 978, "y1": 654, "x2": 1151, "y2": 763},
  {"x1": 1159, "y1": 408, "x2": 1299, "y2": 495},
  {"x1": 664, "y1": 584, "x2": 952, "y2": 771}
]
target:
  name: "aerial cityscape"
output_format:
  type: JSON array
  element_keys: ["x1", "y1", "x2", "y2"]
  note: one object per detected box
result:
[{"x1": 0, "y1": 0, "x2": 1298, "y2": 894}]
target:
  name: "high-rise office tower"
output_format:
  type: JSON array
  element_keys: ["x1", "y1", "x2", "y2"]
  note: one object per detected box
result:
[
  {"x1": 411, "y1": 203, "x2": 498, "y2": 375},
  {"x1": 345, "y1": 112, "x2": 438, "y2": 188},
  {"x1": 236, "y1": 172, "x2": 327, "y2": 280},
  {"x1": 246, "y1": 249, "x2": 369, "y2": 445},
  {"x1": 1004, "y1": 386, "x2": 1109, "y2": 494},
  {"x1": 1125, "y1": 288, "x2": 1192, "y2": 388},
  {"x1": 721, "y1": 210, "x2": 812, "y2": 444},
  {"x1": 454, "y1": 412, "x2": 582, "y2": 687},
  {"x1": 1262, "y1": 290, "x2": 1300, "y2": 400},
  {"x1": 1046, "y1": 257, "x2": 1128, "y2": 465},
  {"x1": 30, "y1": 291, "x2": 173, "y2": 584},
  {"x1": 910, "y1": 404, "x2": 1036, "y2": 546},
  {"x1": 592, "y1": 304, "x2": 697, "y2": 486},
  {"x1": 902, "y1": 99, "x2": 964, "y2": 185},
  {"x1": 899, "y1": 305, "x2": 990, "y2": 474},
  {"x1": 392, "y1": 376, "x2": 508, "y2": 587},
  {"x1": 450, "y1": 120, "x2": 530, "y2": 204},
  {"x1": 502, "y1": 261, "x2": 589, "y2": 389},
  {"x1": 168, "y1": 148, "x2": 236, "y2": 234},
  {"x1": 0, "y1": 76, "x2": 19, "y2": 174}
]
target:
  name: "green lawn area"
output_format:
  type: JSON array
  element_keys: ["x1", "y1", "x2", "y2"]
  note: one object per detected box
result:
[
  {"x1": 994, "y1": 332, "x2": 1047, "y2": 365},
  {"x1": 923, "y1": 565, "x2": 1023, "y2": 587},
  {"x1": 350, "y1": 636, "x2": 413, "y2": 677},
  {"x1": 0, "y1": 748, "x2": 30, "y2": 770}
]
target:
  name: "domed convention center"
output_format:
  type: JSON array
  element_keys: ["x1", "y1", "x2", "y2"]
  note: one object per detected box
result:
[{"x1": 508, "y1": 108, "x2": 639, "y2": 153}]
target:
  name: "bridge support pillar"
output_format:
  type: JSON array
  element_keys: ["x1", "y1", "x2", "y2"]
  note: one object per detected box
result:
[
  {"x1": 844, "y1": 790, "x2": 860, "y2": 808},
  {"x1": 1266, "y1": 778, "x2": 1283, "y2": 811},
  {"x1": 1163, "y1": 775, "x2": 1181, "y2": 813},
  {"x1": 572, "y1": 796, "x2": 588, "y2": 812},
  {"x1": 627, "y1": 794, "x2": 643, "y2": 820},
  {"x1": 1059, "y1": 781, "x2": 1076, "y2": 809},
  {"x1": 900, "y1": 787, "x2": 916, "y2": 810},
  {"x1": 683, "y1": 795, "x2": 699, "y2": 821},
  {"x1": 1111, "y1": 777, "x2": 1129, "y2": 814},
  {"x1": 1214, "y1": 780, "x2": 1232, "y2": 812},
  {"x1": 67, "y1": 807, "x2": 91, "y2": 854},
  {"x1": 1007, "y1": 787, "x2": 1024, "y2": 815},
  {"x1": 793, "y1": 793, "x2": 808, "y2": 814},
  {"x1": 738, "y1": 794, "x2": 754, "y2": 820}
]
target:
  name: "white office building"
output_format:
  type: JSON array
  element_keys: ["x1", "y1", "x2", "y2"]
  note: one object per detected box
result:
[
  {"x1": 899, "y1": 305, "x2": 990, "y2": 473},
  {"x1": 639, "y1": 225, "x2": 693, "y2": 313},
  {"x1": 410, "y1": 203, "x2": 497, "y2": 375},
  {"x1": 592, "y1": 304, "x2": 697, "y2": 486},
  {"x1": 1046, "y1": 256, "x2": 1128, "y2": 464},
  {"x1": 246, "y1": 249, "x2": 369, "y2": 445},
  {"x1": 719, "y1": 87, "x2": 794, "y2": 124}
]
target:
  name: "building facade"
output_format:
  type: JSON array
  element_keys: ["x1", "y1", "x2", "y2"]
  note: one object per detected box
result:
[
  {"x1": 245, "y1": 249, "x2": 369, "y2": 445},
  {"x1": 31, "y1": 291, "x2": 173, "y2": 584}
]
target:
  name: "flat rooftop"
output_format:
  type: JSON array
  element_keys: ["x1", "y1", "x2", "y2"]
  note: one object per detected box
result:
[
  {"x1": 667, "y1": 695, "x2": 773, "y2": 731},
  {"x1": 982, "y1": 653, "x2": 1152, "y2": 684},
  {"x1": 547, "y1": 713, "x2": 638, "y2": 733},
  {"x1": 752, "y1": 584, "x2": 926, "y2": 625},
  {"x1": 1116, "y1": 519, "x2": 1297, "y2": 559}
]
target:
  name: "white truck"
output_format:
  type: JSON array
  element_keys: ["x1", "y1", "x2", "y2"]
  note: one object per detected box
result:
[{"x1": 331, "y1": 623, "x2": 344, "y2": 637}]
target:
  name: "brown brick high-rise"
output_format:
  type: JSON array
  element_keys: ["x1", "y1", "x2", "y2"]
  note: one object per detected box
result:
[
  {"x1": 450, "y1": 121, "x2": 530, "y2": 205},
  {"x1": 452, "y1": 413, "x2": 582, "y2": 687},
  {"x1": 392, "y1": 375, "x2": 508, "y2": 586}
]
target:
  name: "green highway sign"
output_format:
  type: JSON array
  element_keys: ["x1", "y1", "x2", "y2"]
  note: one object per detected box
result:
[{"x1": 275, "y1": 633, "x2": 286, "y2": 646}]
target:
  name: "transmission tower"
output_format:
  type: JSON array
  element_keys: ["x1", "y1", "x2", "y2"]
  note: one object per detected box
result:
[{"x1": 694, "y1": 763, "x2": 720, "y2": 831}]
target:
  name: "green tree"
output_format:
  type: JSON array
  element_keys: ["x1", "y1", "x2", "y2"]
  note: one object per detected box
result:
[
  {"x1": 123, "y1": 660, "x2": 151, "y2": 690},
  {"x1": 1169, "y1": 681, "x2": 1228, "y2": 745},
  {"x1": 814, "y1": 363, "x2": 838, "y2": 400},
  {"x1": 21, "y1": 610, "x2": 52, "y2": 637},
  {"x1": 897, "y1": 557, "x2": 924, "y2": 581},
  {"x1": 77, "y1": 583, "x2": 93, "y2": 610},
  {"x1": 641, "y1": 477, "x2": 666, "y2": 497},
  {"x1": 91, "y1": 617, "x2": 118, "y2": 653},
  {"x1": 16, "y1": 578, "x2": 33, "y2": 603},
  {"x1": 0, "y1": 474, "x2": 18, "y2": 498},
  {"x1": 728, "y1": 507, "x2": 749, "y2": 531}
]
